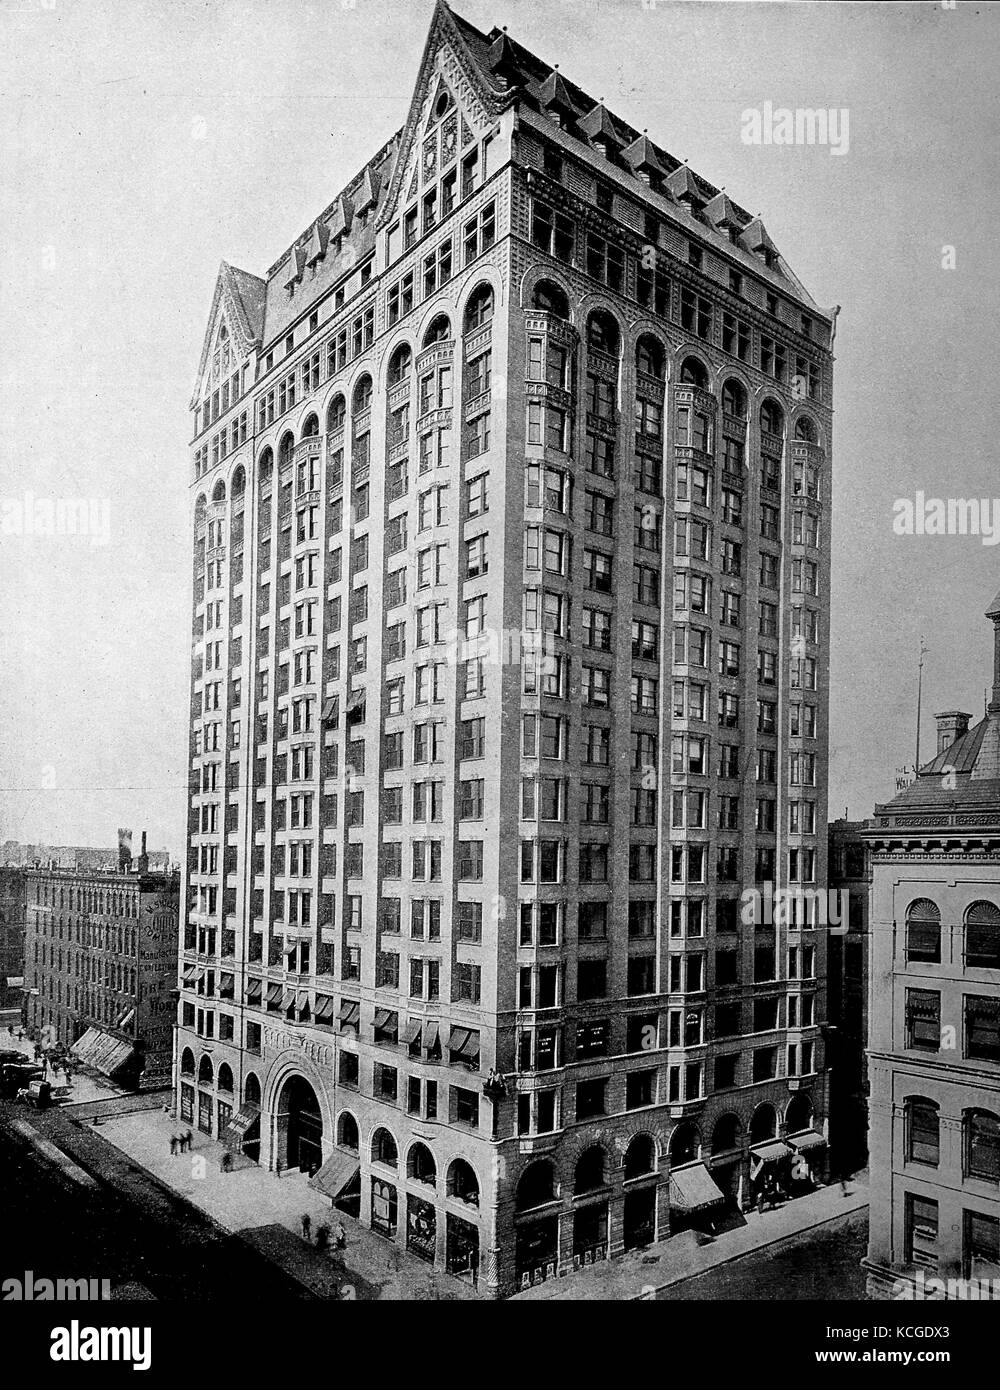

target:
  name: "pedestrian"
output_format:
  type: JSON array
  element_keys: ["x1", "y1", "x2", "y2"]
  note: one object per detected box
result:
[
  {"x1": 300, "y1": 1213, "x2": 312, "y2": 1241},
  {"x1": 335, "y1": 1221, "x2": 346, "y2": 1250},
  {"x1": 185, "y1": 1129, "x2": 193, "y2": 1152},
  {"x1": 64, "y1": 1067, "x2": 72, "y2": 1086},
  {"x1": 170, "y1": 1134, "x2": 178, "y2": 1157},
  {"x1": 315, "y1": 1224, "x2": 329, "y2": 1252}
]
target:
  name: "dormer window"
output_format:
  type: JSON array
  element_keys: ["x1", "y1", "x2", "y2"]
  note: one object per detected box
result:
[
  {"x1": 596, "y1": 182, "x2": 613, "y2": 214},
  {"x1": 729, "y1": 270, "x2": 743, "y2": 295},
  {"x1": 544, "y1": 147, "x2": 563, "y2": 180},
  {"x1": 688, "y1": 243, "x2": 703, "y2": 270}
]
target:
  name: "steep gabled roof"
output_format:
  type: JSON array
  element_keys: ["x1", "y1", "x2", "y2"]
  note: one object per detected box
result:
[{"x1": 190, "y1": 261, "x2": 265, "y2": 407}]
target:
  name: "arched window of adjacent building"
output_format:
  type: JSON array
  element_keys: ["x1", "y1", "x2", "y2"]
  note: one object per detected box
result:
[
  {"x1": 964, "y1": 1109, "x2": 1000, "y2": 1183},
  {"x1": 906, "y1": 898, "x2": 941, "y2": 964},
  {"x1": 337, "y1": 1112, "x2": 359, "y2": 1152},
  {"x1": 722, "y1": 378, "x2": 747, "y2": 418},
  {"x1": 532, "y1": 280, "x2": 569, "y2": 319},
  {"x1": 760, "y1": 399, "x2": 784, "y2": 437},
  {"x1": 636, "y1": 334, "x2": 665, "y2": 380},
  {"x1": 669, "y1": 1122, "x2": 699, "y2": 1166},
  {"x1": 326, "y1": 394, "x2": 346, "y2": 434},
  {"x1": 623, "y1": 1133, "x2": 656, "y2": 1179},
  {"x1": 198, "y1": 1055, "x2": 213, "y2": 1086},
  {"x1": 515, "y1": 1159, "x2": 556, "y2": 1211},
  {"x1": 257, "y1": 448, "x2": 272, "y2": 489},
  {"x1": 794, "y1": 414, "x2": 818, "y2": 443},
  {"x1": 352, "y1": 375, "x2": 372, "y2": 416},
  {"x1": 278, "y1": 431, "x2": 295, "y2": 471},
  {"x1": 749, "y1": 1103, "x2": 777, "y2": 1143},
  {"x1": 301, "y1": 412, "x2": 319, "y2": 438},
  {"x1": 407, "y1": 1142, "x2": 437, "y2": 1186},
  {"x1": 423, "y1": 314, "x2": 451, "y2": 347},
  {"x1": 711, "y1": 1114, "x2": 741, "y2": 1154},
  {"x1": 231, "y1": 465, "x2": 246, "y2": 498},
  {"x1": 244, "y1": 1073, "x2": 261, "y2": 1108},
  {"x1": 212, "y1": 478, "x2": 226, "y2": 503},
  {"x1": 387, "y1": 344, "x2": 412, "y2": 388},
  {"x1": 966, "y1": 901, "x2": 1000, "y2": 969},
  {"x1": 447, "y1": 1158, "x2": 480, "y2": 1206},
  {"x1": 785, "y1": 1093, "x2": 813, "y2": 1134},
  {"x1": 180, "y1": 1047, "x2": 195, "y2": 1077},
  {"x1": 679, "y1": 355, "x2": 709, "y2": 389},
  {"x1": 217, "y1": 1063, "x2": 233, "y2": 1094},
  {"x1": 464, "y1": 284, "x2": 494, "y2": 333},
  {"x1": 371, "y1": 1127, "x2": 397, "y2": 1169},
  {"x1": 574, "y1": 1144, "x2": 608, "y2": 1194},
  {"x1": 587, "y1": 309, "x2": 620, "y2": 357},
  {"x1": 905, "y1": 1096, "x2": 940, "y2": 1166}
]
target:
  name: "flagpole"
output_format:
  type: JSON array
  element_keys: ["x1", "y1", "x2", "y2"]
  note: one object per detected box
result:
[{"x1": 915, "y1": 637, "x2": 927, "y2": 769}]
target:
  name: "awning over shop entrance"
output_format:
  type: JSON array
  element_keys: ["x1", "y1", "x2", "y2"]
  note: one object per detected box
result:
[
  {"x1": 71, "y1": 1027, "x2": 136, "y2": 1078},
  {"x1": 221, "y1": 1104, "x2": 259, "y2": 1149},
  {"x1": 750, "y1": 1141, "x2": 792, "y2": 1178},
  {"x1": 787, "y1": 1129, "x2": 826, "y2": 1152},
  {"x1": 669, "y1": 1163, "x2": 726, "y2": 1212},
  {"x1": 308, "y1": 1149, "x2": 360, "y2": 1202}
]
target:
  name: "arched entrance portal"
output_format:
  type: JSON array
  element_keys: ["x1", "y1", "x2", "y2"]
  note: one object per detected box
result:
[{"x1": 275, "y1": 1074, "x2": 323, "y2": 1173}]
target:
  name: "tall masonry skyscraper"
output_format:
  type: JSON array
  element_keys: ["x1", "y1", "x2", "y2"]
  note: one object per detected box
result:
[{"x1": 178, "y1": 1, "x2": 836, "y2": 1297}]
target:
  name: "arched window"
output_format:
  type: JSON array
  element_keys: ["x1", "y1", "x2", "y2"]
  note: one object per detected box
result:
[
  {"x1": 679, "y1": 356, "x2": 708, "y2": 389},
  {"x1": 257, "y1": 449, "x2": 273, "y2": 486},
  {"x1": 574, "y1": 1145, "x2": 607, "y2": 1194},
  {"x1": 964, "y1": 1109, "x2": 1000, "y2": 1183},
  {"x1": 749, "y1": 1103, "x2": 777, "y2": 1143},
  {"x1": 301, "y1": 413, "x2": 319, "y2": 438},
  {"x1": 212, "y1": 479, "x2": 226, "y2": 503},
  {"x1": 636, "y1": 334, "x2": 665, "y2": 380},
  {"x1": 278, "y1": 432, "x2": 295, "y2": 470},
  {"x1": 794, "y1": 414, "x2": 817, "y2": 443},
  {"x1": 623, "y1": 1133, "x2": 656, "y2": 1179},
  {"x1": 352, "y1": 375, "x2": 372, "y2": 415},
  {"x1": 760, "y1": 399, "x2": 784, "y2": 436},
  {"x1": 533, "y1": 280, "x2": 570, "y2": 319},
  {"x1": 905, "y1": 1096, "x2": 940, "y2": 1165},
  {"x1": 448, "y1": 1158, "x2": 480, "y2": 1206},
  {"x1": 337, "y1": 1112, "x2": 359, "y2": 1152},
  {"x1": 515, "y1": 1159, "x2": 556, "y2": 1211},
  {"x1": 326, "y1": 395, "x2": 346, "y2": 433},
  {"x1": 906, "y1": 898, "x2": 941, "y2": 964},
  {"x1": 785, "y1": 1093, "x2": 813, "y2": 1134},
  {"x1": 422, "y1": 314, "x2": 451, "y2": 346},
  {"x1": 387, "y1": 344, "x2": 412, "y2": 387},
  {"x1": 711, "y1": 1114, "x2": 741, "y2": 1154},
  {"x1": 465, "y1": 284, "x2": 494, "y2": 333},
  {"x1": 722, "y1": 379, "x2": 747, "y2": 418},
  {"x1": 407, "y1": 1142, "x2": 437, "y2": 1185},
  {"x1": 231, "y1": 465, "x2": 246, "y2": 498},
  {"x1": 587, "y1": 309, "x2": 620, "y2": 356},
  {"x1": 180, "y1": 1047, "x2": 195, "y2": 1077},
  {"x1": 371, "y1": 1127, "x2": 397, "y2": 1169},
  {"x1": 244, "y1": 1073, "x2": 261, "y2": 1108},
  {"x1": 669, "y1": 1122, "x2": 699, "y2": 1166},
  {"x1": 198, "y1": 1055, "x2": 213, "y2": 1086},
  {"x1": 217, "y1": 1063, "x2": 234, "y2": 1094},
  {"x1": 966, "y1": 901, "x2": 1000, "y2": 969}
]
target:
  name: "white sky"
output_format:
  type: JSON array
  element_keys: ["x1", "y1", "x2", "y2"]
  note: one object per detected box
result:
[{"x1": 1, "y1": 0, "x2": 998, "y2": 851}]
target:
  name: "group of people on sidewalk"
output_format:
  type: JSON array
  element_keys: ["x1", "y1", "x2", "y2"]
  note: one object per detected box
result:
[
  {"x1": 300, "y1": 1212, "x2": 347, "y2": 1254},
  {"x1": 169, "y1": 1130, "x2": 194, "y2": 1156},
  {"x1": 6, "y1": 1021, "x2": 73, "y2": 1085}
]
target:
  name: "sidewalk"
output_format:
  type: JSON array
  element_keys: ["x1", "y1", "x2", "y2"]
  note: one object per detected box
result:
[
  {"x1": 91, "y1": 1106, "x2": 478, "y2": 1301},
  {"x1": 1, "y1": 1030, "x2": 126, "y2": 1106},
  {"x1": 513, "y1": 1177, "x2": 870, "y2": 1300}
]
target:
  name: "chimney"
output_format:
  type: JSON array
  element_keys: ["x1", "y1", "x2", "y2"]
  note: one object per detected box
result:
[
  {"x1": 935, "y1": 710, "x2": 972, "y2": 755},
  {"x1": 117, "y1": 827, "x2": 133, "y2": 874},
  {"x1": 138, "y1": 831, "x2": 149, "y2": 875}
]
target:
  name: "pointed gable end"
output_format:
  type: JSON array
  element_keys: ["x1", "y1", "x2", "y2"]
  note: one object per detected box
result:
[{"x1": 190, "y1": 261, "x2": 265, "y2": 407}]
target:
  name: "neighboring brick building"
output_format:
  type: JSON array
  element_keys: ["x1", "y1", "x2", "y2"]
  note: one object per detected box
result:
[
  {"x1": 178, "y1": 1, "x2": 836, "y2": 1296},
  {"x1": 0, "y1": 868, "x2": 26, "y2": 1016},
  {"x1": 24, "y1": 847, "x2": 180, "y2": 1088},
  {"x1": 863, "y1": 595, "x2": 1000, "y2": 1298},
  {"x1": 827, "y1": 817, "x2": 872, "y2": 1174}
]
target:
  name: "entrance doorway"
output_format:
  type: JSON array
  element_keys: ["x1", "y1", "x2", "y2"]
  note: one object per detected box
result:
[{"x1": 275, "y1": 1074, "x2": 323, "y2": 1173}]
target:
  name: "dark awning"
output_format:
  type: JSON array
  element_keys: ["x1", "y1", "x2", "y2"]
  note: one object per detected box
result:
[
  {"x1": 449, "y1": 1026, "x2": 480, "y2": 1062},
  {"x1": 182, "y1": 964, "x2": 199, "y2": 982},
  {"x1": 787, "y1": 1129, "x2": 826, "y2": 1153},
  {"x1": 246, "y1": 977, "x2": 262, "y2": 1002},
  {"x1": 338, "y1": 999, "x2": 360, "y2": 1031},
  {"x1": 266, "y1": 982, "x2": 283, "y2": 1004},
  {"x1": 669, "y1": 1163, "x2": 726, "y2": 1212},
  {"x1": 373, "y1": 1008, "x2": 393, "y2": 1031},
  {"x1": 315, "y1": 995, "x2": 335, "y2": 1021},
  {"x1": 220, "y1": 972, "x2": 235, "y2": 993},
  {"x1": 295, "y1": 992, "x2": 309, "y2": 1011},
  {"x1": 423, "y1": 1021, "x2": 439, "y2": 1052},
  {"x1": 401, "y1": 1019, "x2": 421, "y2": 1046},
  {"x1": 308, "y1": 1150, "x2": 360, "y2": 1201},
  {"x1": 751, "y1": 1141, "x2": 792, "y2": 1168},
  {"x1": 221, "y1": 1104, "x2": 260, "y2": 1150},
  {"x1": 320, "y1": 696, "x2": 339, "y2": 725},
  {"x1": 69, "y1": 1027, "x2": 102, "y2": 1064},
  {"x1": 280, "y1": 989, "x2": 295, "y2": 1010}
]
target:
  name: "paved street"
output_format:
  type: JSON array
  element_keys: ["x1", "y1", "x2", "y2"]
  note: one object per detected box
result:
[
  {"x1": 657, "y1": 1207, "x2": 868, "y2": 1300},
  {"x1": 0, "y1": 1099, "x2": 315, "y2": 1300}
]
